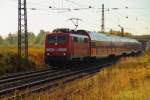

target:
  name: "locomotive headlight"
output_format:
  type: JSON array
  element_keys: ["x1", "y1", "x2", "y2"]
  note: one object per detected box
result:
[
  {"x1": 47, "y1": 53, "x2": 50, "y2": 56},
  {"x1": 63, "y1": 53, "x2": 66, "y2": 56}
]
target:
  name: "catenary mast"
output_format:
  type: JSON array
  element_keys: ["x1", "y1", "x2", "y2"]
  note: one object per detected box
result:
[{"x1": 18, "y1": 0, "x2": 28, "y2": 65}]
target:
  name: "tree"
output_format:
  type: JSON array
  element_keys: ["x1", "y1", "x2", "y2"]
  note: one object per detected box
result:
[
  {"x1": 28, "y1": 32, "x2": 36, "y2": 45},
  {"x1": 0, "y1": 36, "x2": 4, "y2": 45},
  {"x1": 34, "y1": 30, "x2": 46, "y2": 45},
  {"x1": 108, "y1": 29, "x2": 132, "y2": 37},
  {"x1": 2, "y1": 30, "x2": 47, "y2": 46},
  {"x1": 5, "y1": 33, "x2": 17, "y2": 45}
]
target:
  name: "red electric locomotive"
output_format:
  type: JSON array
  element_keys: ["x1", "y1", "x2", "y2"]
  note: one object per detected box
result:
[
  {"x1": 44, "y1": 28, "x2": 90, "y2": 64},
  {"x1": 44, "y1": 28, "x2": 142, "y2": 65}
]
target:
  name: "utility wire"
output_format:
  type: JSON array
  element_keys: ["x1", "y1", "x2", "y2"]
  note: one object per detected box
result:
[{"x1": 64, "y1": 0, "x2": 85, "y2": 7}]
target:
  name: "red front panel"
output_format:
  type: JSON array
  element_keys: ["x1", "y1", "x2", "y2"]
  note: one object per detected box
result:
[{"x1": 45, "y1": 33, "x2": 70, "y2": 57}]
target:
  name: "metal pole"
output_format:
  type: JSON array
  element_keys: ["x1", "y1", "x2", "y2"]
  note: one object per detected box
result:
[
  {"x1": 24, "y1": 0, "x2": 28, "y2": 60},
  {"x1": 101, "y1": 4, "x2": 105, "y2": 32},
  {"x1": 18, "y1": 0, "x2": 21, "y2": 66},
  {"x1": 118, "y1": 25, "x2": 124, "y2": 37},
  {"x1": 121, "y1": 27, "x2": 124, "y2": 37},
  {"x1": 18, "y1": 0, "x2": 28, "y2": 66}
]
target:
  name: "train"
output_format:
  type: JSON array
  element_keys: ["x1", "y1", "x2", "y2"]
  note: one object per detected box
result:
[{"x1": 44, "y1": 28, "x2": 142, "y2": 65}]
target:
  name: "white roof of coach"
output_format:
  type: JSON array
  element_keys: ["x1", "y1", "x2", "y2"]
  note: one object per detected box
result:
[
  {"x1": 89, "y1": 32, "x2": 111, "y2": 41},
  {"x1": 89, "y1": 32, "x2": 140, "y2": 43}
]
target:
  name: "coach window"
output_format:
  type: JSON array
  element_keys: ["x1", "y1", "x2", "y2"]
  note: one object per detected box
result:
[
  {"x1": 57, "y1": 36, "x2": 66, "y2": 43},
  {"x1": 48, "y1": 36, "x2": 56, "y2": 43},
  {"x1": 78, "y1": 37, "x2": 84, "y2": 43}
]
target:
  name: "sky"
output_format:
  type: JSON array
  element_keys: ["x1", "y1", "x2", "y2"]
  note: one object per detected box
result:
[{"x1": 0, "y1": 0, "x2": 150, "y2": 37}]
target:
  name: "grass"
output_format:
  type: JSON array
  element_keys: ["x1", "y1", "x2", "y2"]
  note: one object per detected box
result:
[
  {"x1": 24, "y1": 52, "x2": 150, "y2": 100},
  {"x1": 0, "y1": 45, "x2": 45, "y2": 75},
  {"x1": 1, "y1": 46, "x2": 150, "y2": 99}
]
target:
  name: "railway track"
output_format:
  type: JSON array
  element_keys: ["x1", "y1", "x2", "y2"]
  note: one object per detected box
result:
[
  {"x1": 0, "y1": 68, "x2": 70, "y2": 94},
  {"x1": 0, "y1": 60, "x2": 115, "y2": 99},
  {"x1": 0, "y1": 66, "x2": 56, "y2": 82},
  {"x1": 0, "y1": 67, "x2": 52, "y2": 84}
]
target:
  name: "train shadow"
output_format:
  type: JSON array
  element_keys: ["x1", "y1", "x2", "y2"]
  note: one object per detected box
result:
[
  {"x1": 49, "y1": 52, "x2": 142, "y2": 72},
  {"x1": 49, "y1": 56, "x2": 119, "y2": 71}
]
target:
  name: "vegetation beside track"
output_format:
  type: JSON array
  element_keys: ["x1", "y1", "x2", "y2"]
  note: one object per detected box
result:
[
  {"x1": 0, "y1": 46, "x2": 45, "y2": 75},
  {"x1": 25, "y1": 52, "x2": 150, "y2": 100}
]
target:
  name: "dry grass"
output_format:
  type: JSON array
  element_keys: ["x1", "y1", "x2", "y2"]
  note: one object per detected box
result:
[
  {"x1": 28, "y1": 46, "x2": 45, "y2": 69},
  {"x1": 25, "y1": 52, "x2": 150, "y2": 100},
  {"x1": 0, "y1": 45, "x2": 45, "y2": 75}
]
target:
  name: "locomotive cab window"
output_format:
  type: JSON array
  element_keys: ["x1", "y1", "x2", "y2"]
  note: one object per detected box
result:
[
  {"x1": 47, "y1": 35, "x2": 66, "y2": 43},
  {"x1": 57, "y1": 36, "x2": 67, "y2": 43},
  {"x1": 47, "y1": 36, "x2": 56, "y2": 43}
]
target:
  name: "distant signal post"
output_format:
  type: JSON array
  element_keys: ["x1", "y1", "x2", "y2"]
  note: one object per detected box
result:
[{"x1": 101, "y1": 4, "x2": 105, "y2": 32}]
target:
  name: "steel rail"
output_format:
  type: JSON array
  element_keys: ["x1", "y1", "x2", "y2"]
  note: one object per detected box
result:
[
  {"x1": 0, "y1": 67, "x2": 52, "y2": 80},
  {"x1": 0, "y1": 68, "x2": 55, "y2": 84}
]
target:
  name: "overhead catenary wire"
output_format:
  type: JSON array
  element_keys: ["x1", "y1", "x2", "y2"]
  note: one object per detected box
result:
[
  {"x1": 20, "y1": 0, "x2": 150, "y2": 35},
  {"x1": 27, "y1": 6, "x2": 146, "y2": 32},
  {"x1": 64, "y1": 0, "x2": 84, "y2": 7}
]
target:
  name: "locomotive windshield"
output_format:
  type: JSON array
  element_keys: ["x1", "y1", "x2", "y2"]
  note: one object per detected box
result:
[
  {"x1": 47, "y1": 35, "x2": 67, "y2": 43},
  {"x1": 57, "y1": 36, "x2": 66, "y2": 42},
  {"x1": 48, "y1": 36, "x2": 56, "y2": 43}
]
